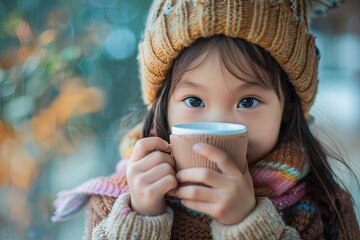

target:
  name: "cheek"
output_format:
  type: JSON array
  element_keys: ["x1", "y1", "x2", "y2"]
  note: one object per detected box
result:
[
  {"x1": 245, "y1": 117, "x2": 281, "y2": 163},
  {"x1": 167, "y1": 101, "x2": 175, "y2": 127},
  {"x1": 167, "y1": 97, "x2": 181, "y2": 125},
  {"x1": 167, "y1": 99, "x2": 194, "y2": 128}
]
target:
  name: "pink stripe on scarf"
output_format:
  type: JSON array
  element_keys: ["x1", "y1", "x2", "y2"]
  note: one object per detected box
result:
[
  {"x1": 251, "y1": 169, "x2": 296, "y2": 196},
  {"x1": 270, "y1": 183, "x2": 306, "y2": 210}
]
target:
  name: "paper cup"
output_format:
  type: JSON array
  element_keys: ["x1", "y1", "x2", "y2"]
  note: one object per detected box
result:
[{"x1": 170, "y1": 122, "x2": 247, "y2": 173}]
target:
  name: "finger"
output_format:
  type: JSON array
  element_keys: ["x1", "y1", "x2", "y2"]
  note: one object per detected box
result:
[
  {"x1": 241, "y1": 156, "x2": 249, "y2": 175},
  {"x1": 130, "y1": 137, "x2": 171, "y2": 162},
  {"x1": 140, "y1": 162, "x2": 176, "y2": 183},
  {"x1": 134, "y1": 150, "x2": 175, "y2": 171},
  {"x1": 181, "y1": 200, "x2": 216, "y2": 217},
  {"x1": 177, "y1": 185, "x2": 216, "y2": 202},
  {"x1": 148, "y1": 174, "x2": 178, "y2": 196},
  {"x1": 243, "y1": 161, "x2": 254, "y2": 188},
  {"x1": 193, "y1": 143, "x2": 239, "y2": 175},
  {"x1": 176, "y1": 168, "x2": 226, "y2": 188}
]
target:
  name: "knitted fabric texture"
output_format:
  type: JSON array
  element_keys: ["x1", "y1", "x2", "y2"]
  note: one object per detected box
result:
[
  {"x1": 163, "y1": 200, "x2": 212, "y2": 240},
  {"x1": 250, "y1": 143, "x2": 308, "y2": 210},
  {"x1": 82, "y1": 143, "x2": 359, "y2": 239},
  {"x1": 86, "y1": 195, "x2": 116, "y2": 240},
  {"x1": 139, "y1": 0, "x2": 343, "y2": 114},
  {"x1": 52, "y1": 141, "x2": 307, "y2": 223},
  {"x1": 84, "y1": 142, "x2": 308, "y2": 239},
  {"x1": 52, "y1": 131, "x2": 360, "y2": 239}
]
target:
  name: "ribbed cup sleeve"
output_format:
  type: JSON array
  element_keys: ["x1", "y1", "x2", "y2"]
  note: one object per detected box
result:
[{"x1": 170, "y1": 133, "x2": 247, "y2": 173}]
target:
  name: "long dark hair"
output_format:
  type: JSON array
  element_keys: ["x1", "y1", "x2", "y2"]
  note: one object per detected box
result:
[{"x1": 139, "y1": 35, "x2": 356, "y2": 237}]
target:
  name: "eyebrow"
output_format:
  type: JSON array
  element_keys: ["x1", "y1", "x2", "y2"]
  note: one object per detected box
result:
[
  {"x1": 177, "y1": 79, "x2": 266, "y2": 92},
  {"x1": 236, "y1": 81, "x2": 265, "y2": 91},
  {"x1": 176, "y1": 81, "x2": 203, "y2": 90}
]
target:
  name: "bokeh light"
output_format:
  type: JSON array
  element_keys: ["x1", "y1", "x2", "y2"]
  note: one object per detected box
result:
[{"x1": 103, "y1": 27, "x2": 136, "y2": 60}]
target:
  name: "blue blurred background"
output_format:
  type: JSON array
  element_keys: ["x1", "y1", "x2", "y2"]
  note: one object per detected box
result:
[{"x1": 0, "y1": 0, "x2": 359, "y2": 239}]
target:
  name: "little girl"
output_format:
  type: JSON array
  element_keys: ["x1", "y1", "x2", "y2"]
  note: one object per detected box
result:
[{"x1": 52, "y1": 0, "x2": 360, "y2": 239}]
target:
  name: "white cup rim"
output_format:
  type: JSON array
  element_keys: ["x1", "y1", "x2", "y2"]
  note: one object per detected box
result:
[{"x1": 171, "y1": 122, "x2": 247, "y2": 135}]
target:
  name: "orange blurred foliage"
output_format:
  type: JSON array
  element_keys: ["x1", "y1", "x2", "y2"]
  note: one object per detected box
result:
[
  {"x1": 15, "y1": 20, "x2": 33, "y2": 44},
  {"x1": 0, "y1": 46, "x2": 33, "y2": 70},
  {"x1": 38, "y1": 29, "x2": 58, "y2": 46},
  {"x1": 31, "y1": 79, "x2": 105, "y2": 150},
  {"x1": 0, "y1": 120, "x2": 16, "y2": 142},
  {"x1": 0, "y1": 121, "x2": 39, "y2": 189},
  {"x1": 0, "y1": 78, "x2": 105, "y2": 189}
]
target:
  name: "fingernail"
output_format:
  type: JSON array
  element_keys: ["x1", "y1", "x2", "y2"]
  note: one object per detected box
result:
[
  {"x1": 193, "y1": 143, "x2": 203, "y2": 152},
  {"x1": 164, "y1": 143, "x2": 171, "y2": 152}
]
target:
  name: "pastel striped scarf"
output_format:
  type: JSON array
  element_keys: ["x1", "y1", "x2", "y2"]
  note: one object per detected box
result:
[{"x1": 250, "y1": 143, "x2": 309, "y2": 210}]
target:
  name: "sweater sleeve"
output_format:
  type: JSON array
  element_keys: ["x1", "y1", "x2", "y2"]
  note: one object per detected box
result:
[
  {"x1": 210, "y1": 198, "x2": 300, "y2": 240},
  {"x1": 91, "y1": 192, "x2": 174, "y2": 240},
  {"x1": 85, "y1": 195, "x2": 116, "y2": 240}
]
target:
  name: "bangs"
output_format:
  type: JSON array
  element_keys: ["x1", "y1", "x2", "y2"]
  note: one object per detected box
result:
[{"x1": 170, "y1": 35, "x2": 285, "y2": 98}]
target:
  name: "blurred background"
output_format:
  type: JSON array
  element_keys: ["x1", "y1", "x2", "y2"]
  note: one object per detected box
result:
[{"x1": 0, "y1": 0, "x2": 359, "y2": 239}]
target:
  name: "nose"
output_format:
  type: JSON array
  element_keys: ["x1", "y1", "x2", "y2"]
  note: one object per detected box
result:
[{"x1": 204, "y1": 107, "x2": 239, "y2": 124}]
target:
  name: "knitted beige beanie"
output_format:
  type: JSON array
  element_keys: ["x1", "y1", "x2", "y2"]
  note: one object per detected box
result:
[{"x1": 138, "y1": 0, "x2": 342, "y2": 114}]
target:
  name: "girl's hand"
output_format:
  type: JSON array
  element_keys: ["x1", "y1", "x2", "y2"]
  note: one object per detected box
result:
[
  {"x1": 127, "y1": 137, "x2": 177, "y2": 216},
  {"x1": 175, "y1": 142, "x2": 256, "y2": 225}
]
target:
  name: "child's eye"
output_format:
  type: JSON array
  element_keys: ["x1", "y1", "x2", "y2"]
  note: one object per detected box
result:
[
  {"x1": 237, "y1": 98, "x2": 259, "y2": 109},
  {"x1": 184, "y1": 97, "x2": 205, "y2": 108}
]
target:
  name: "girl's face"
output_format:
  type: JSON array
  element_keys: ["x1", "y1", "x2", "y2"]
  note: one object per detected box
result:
[{"x1": 167, "y1": 50, "x2": 284, "y2": 165}]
